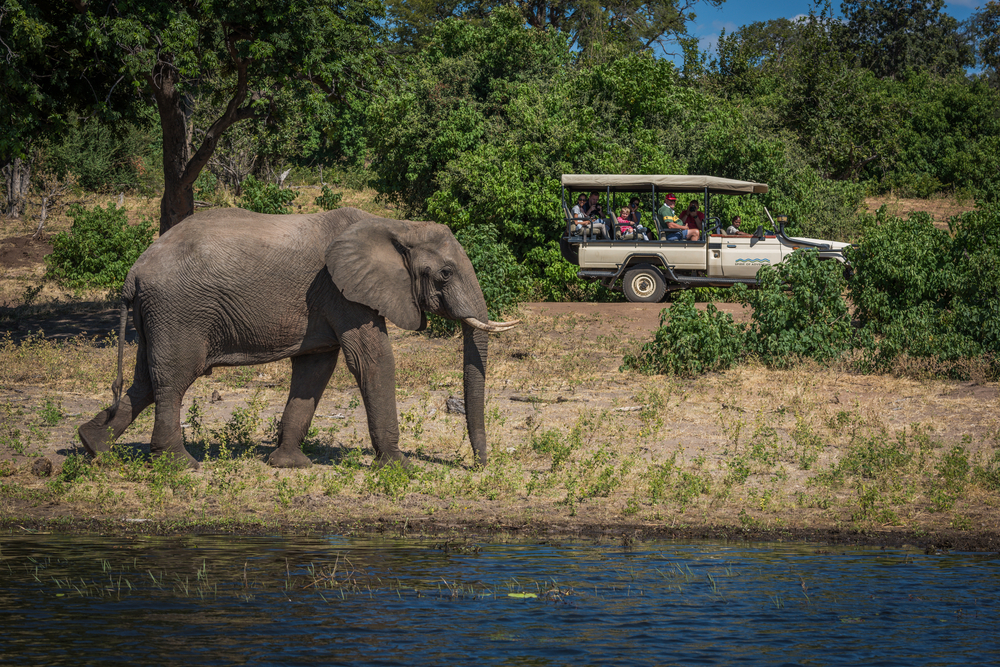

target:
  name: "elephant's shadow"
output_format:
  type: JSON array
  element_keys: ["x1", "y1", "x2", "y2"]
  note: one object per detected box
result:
[{"x1": 64, "y1": 438, "x2": 461, "y2": 469}]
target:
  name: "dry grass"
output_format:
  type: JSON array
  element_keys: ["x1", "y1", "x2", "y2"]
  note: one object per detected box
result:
[{"x1": 1, "y1": 302, "x2": 998, "y2": 537}]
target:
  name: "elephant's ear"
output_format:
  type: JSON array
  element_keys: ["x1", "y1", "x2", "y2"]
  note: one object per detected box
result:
[{"x1": 326, "y1": 218, "x2": 426, "y2": 331}]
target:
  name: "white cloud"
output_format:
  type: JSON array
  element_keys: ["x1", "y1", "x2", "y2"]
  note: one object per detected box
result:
[{"x1": 695, "y1": 20, "x2": 739, "y2": 55}]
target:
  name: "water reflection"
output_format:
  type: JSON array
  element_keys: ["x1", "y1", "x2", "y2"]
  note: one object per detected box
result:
[{"x1": 0, "y1": 534, "x2": 996, "y2": 665}]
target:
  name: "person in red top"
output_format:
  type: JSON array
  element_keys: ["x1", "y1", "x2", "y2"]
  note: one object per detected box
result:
[{"x1": 678, "y1": 199, "x2": 704, "y2": 241}]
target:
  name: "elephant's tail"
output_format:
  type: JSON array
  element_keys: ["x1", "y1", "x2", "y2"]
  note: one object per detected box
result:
[{"x1": 109, "y1": 290, "x2": 130, "y2": 419}]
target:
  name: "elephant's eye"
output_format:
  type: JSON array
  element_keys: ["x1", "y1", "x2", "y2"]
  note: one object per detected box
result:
[{"x1": 439, "y1": 267, "x2": 453, "y2": 281}]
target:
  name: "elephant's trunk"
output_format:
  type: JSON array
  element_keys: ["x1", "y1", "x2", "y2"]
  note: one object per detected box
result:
[{"x1": 462, "y1": 321, "x2": 489, "y2": 467}]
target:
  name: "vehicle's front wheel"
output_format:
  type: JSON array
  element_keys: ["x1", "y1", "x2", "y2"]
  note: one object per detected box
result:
[{"x1": 623, "y1": 265, "x2": 667, "y2": 303}]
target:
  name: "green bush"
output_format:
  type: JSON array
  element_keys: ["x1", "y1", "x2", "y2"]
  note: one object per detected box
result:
[
  {"x1": 847, "y1": 205, "x2": 1000, "y2": 374},
  {"x1": 46, "y1": 113, "x2": 155, "y2": 192},
  {"x1": 736, "y1": 249, "x2": 858, "y2": 365},
  {"x1": 238, "y1": 174, "x2": 297, "y2": 214},
  {"x1": 621, "y1": 290, "x2": 743, "y2": 377},
  {"x1": 314, "y1": 185, "x2": 343, "y2": 211},
  {"x1": 45, "y1": 203, "x2": 155, "y2": 289}
]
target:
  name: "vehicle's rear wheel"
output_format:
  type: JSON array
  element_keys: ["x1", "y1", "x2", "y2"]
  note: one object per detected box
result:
[{"x1": 623, "y1": 265, "x2": 667, "y2": 303}]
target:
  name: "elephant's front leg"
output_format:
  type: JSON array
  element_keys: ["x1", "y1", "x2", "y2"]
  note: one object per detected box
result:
[
  {"x1": 338, "y1": 318, "x2": 408, "y2": 468},
  {"x1": 268, "y1": 352, "x2": 338, "y2": 469}
]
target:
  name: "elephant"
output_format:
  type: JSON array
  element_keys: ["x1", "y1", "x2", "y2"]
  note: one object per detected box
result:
[{"x1": 77, "y1": 207, "x2": 518, "y2": 470}]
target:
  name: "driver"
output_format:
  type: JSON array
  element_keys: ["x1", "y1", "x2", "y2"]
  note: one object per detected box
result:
[{"x1": 725, "y1": 215, "x2": 752, "y2": 237}]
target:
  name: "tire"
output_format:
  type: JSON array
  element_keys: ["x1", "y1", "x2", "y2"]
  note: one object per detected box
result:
[{"x1": 623, "y1": 265, "x2": 667, "y2": 303}]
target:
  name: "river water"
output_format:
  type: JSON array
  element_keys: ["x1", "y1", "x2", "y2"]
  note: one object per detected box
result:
[{"x1": 0, "y1": 533, "x2": 996, "y2": 665}]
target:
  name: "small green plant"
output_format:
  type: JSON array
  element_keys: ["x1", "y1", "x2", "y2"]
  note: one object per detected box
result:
[
  {"x1": 212, "y1": 391, "x2": 266, "y2": 451},
  {"x1": 238, "y1": 174, "x2": 297, "y2": 214},
  {"x1": 185, "y1": 398, "x2": 206, "y2": 440},
  {"x1": 364, "y1": 462, "x2": 411, "y2": 500},
  {"x1": 39, "y1": 399, "x2": 63, "y2": 427},
  {"x1": 531, "y1": 428, "x2": 577, "y2": 468},
  {"x1": 52, "y1": 453, "x2": 93, "y2": 490},
  {"x1": 314, "y1": 185, "x2": 343, "y2": 210},
  {"x1": 45, "y1": 203, "x2": 155, "y2": 289},
  {"x1": 0, "y1": 402, "x2": 27, "y2": 455}
]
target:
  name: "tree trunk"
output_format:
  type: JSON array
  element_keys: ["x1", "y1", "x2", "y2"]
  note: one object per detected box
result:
[
  {"x1": 151, "y1": 67, "x2": 194, "y2": 236},
  {"x1": 150, "y1": 49, "x2": 256, "y2": 236},
  {"x1": 3, "y1": 157, "x2": 32, "y2": 219}
]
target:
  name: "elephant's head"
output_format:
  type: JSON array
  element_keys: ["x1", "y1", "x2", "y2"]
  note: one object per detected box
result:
[{"x1": 327, "y1": 217, "x2": 518, "y2": 466}]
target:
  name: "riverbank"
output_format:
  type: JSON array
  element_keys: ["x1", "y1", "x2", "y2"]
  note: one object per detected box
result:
[{"x1": 2, "y1": 296, "x2": 998, "y2": 551}]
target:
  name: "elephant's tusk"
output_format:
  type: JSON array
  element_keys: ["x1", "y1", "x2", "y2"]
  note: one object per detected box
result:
[{"x1": 462, "y1": 317, "x2": 521, "y2": 333}]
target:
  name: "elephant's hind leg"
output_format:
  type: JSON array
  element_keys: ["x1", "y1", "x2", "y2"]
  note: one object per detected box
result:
[
  {"x1": 150, "y1": 387, "x2": 200, "y2": 469},
  {"x1": 269, "y1": 352, "x2": 338, "y2": 468},
  {"x1": 78, "y1": 355, "x2": 154, "y2": 457}
]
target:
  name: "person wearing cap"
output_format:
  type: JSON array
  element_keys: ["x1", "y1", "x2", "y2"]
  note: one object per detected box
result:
[
  {"x1": 725, "y1": 215, "x2": 752, "y2": 237},
  {"x1": 658, "y1": 194, "x2": 696, "y2": 241}
]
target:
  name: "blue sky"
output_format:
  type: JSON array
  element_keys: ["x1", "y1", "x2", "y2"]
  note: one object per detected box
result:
[{"x1": 685, "y1": 0, "x2": 982, "y2": 58}]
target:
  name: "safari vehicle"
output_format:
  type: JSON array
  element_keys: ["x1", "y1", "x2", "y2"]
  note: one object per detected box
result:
[{"x1": 559, "y1": 174, "x2": 851, "y2": 302}]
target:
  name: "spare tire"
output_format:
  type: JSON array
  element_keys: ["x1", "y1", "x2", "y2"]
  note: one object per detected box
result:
[{"x1": 623, "y1": 265, "x2": 667, "y2": 303}]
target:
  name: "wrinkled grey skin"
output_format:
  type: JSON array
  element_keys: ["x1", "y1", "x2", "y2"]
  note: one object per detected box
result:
[{"x1": 78, "y1": 207, "x2": 493, "y2": 470}]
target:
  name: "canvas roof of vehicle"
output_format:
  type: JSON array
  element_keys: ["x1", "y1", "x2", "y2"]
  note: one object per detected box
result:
[{"x1": 560, "y1": 174, "x2": 769, "y2": 195}]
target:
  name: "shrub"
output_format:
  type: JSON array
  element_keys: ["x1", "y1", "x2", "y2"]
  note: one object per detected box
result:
[
  {"x1": 45, "y1": 203, "x2": 155, "y2": 289},
  {"x1": 736, "y1": 249, "x2": 858, "y2": 365},
  {"x1": 238, "y1": 174, "x2": 297, "y2": 214},
  {"x1": 846, "y1": 210, "x2": 953, "y2": 328},
  {"x1": 621, "y1": 290, "x2": 743, "y2": 377},
  {"x1": 314, "y1": 185, "x2": 343, "y2": 211},
  {"x1": 847, "y1": 205, "x2": 1000, "y2": 375}
]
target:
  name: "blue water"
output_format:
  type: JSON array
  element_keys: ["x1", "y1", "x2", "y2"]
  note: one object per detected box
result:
[{"x1": 0, "y1": 534, "x2": 997, "y2": 665}]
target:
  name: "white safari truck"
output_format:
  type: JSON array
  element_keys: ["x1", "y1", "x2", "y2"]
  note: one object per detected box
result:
[{"x1": 558, "y1": 174, "x2": 851, "y2": 302}]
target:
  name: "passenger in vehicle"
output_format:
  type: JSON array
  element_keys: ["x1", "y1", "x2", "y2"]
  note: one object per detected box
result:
[
  {"x1": 571, "y1": 193, "x2": 608, "y2": 239},
  {"x1": 616, "y1": 206, "x2": 637, "y2": 240},
  {"x1": 725, "y1": 215, "x2": 752, "y2": 237},
  {"x1": 679, "y1": 199, "x2": 704, "y2": 241},
  {"x1": 584, "y1": 191, "x2": 605, "y2": 220},
  {"x1": 626, "y1": 197, "x2": 651, "y2": 240},
  {"x1": 659, "y1": 194, "x2": 696, "y2": 241}
]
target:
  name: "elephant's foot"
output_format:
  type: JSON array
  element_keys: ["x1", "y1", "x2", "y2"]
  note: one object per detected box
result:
[
  {"x1": 268, "y1": 446, "x2": 313, "y2": 469},
  {"x1": 372, "y1": 451, "x2": 411, "y2": 470},
  {"x1": 152, "y1": 445, "x2": 200, "y2": 470},
  {"x1": 78, "y1": 411, "x2": 116, "y2": 457}
]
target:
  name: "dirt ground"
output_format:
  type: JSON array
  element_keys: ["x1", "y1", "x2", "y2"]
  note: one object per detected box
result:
[
  {"x1": 1, "y1": 195, "x2": 998, "y2": 550},
  {"x1": 865, "y1": 193, "x2": 974, "y2": 229}
]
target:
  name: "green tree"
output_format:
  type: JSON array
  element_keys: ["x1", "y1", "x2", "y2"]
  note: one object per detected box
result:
[
  {"x1": 1, "y1": 0, "x2": 56, "y2": 217},
  {"x1": 969, "y1": 1, "x2": 1000, "y2": 82},
  {"x1": 841, "y1": 0, "x2": 974, "y2": 79},
  {"x1": 386, "y1": 0, "x2": 723, "y2": 58},
  {"x1": 20, "y1": 0, "x2": 385, "y2": 235}
]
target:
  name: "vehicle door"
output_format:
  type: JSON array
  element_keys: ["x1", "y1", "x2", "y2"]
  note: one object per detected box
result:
[{"x1": 719, "y1": 232, "x2": 784, "y2": 278}]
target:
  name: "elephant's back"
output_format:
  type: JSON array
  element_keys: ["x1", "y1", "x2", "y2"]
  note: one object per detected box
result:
[
  {"x1": 131, "y1": 208, "x2": 374, "y2": 285},
  {"x1": 125, "y1": 208, "x2": 374, "y2": 358}
]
